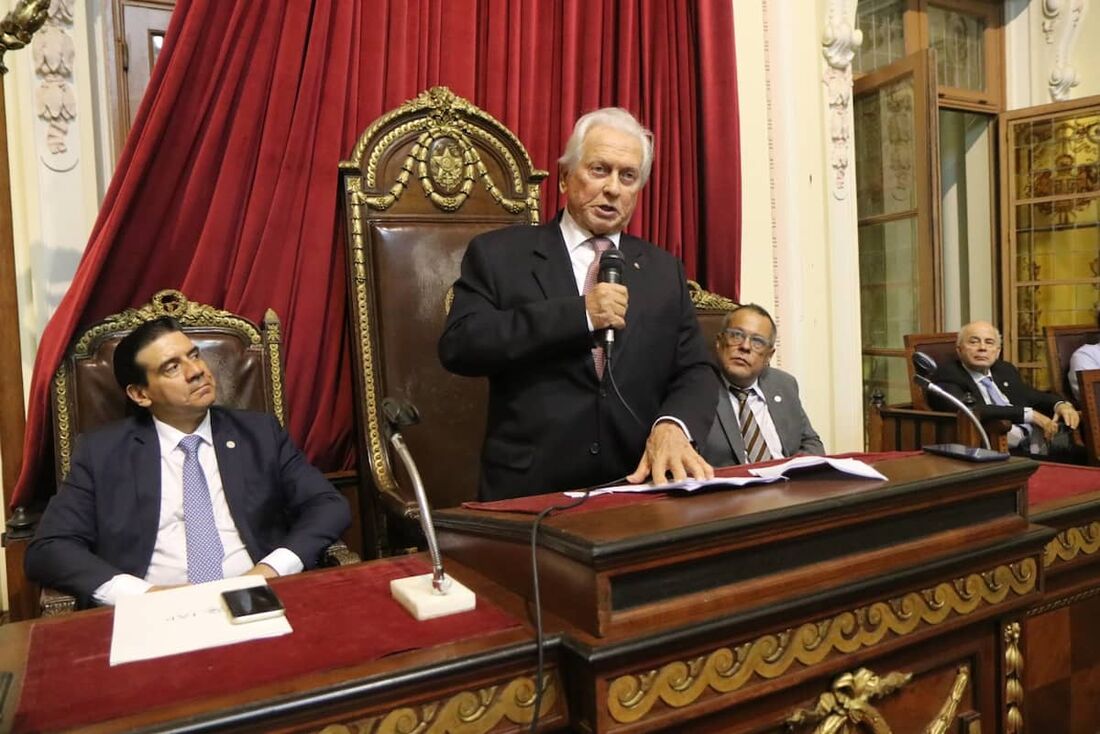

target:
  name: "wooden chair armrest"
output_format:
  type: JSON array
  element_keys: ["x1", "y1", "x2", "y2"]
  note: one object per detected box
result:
[
  {"x1": 40, "y1": 587, "x2": 77, "y2": 617},
  {"x1": 322, "y1": 540, "x2": 360, "y2": 567}
]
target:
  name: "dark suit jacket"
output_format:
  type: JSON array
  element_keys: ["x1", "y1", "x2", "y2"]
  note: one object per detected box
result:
[
  {"x1": 438, "y1": 218, "x2": 719, "y2": 500},
  {"x1": 926, "y1": 358, "x2": 1063, "y2": 421},
  {"x1": 701, "y1": 367, "x2": 825, "y2": 466},
  {"x1": 25, "y1": 407, "x2": 350, "y2": 606}
]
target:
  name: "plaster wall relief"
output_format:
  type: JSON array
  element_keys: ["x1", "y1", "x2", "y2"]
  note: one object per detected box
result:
[
  {"x1": 822, "y1": 0, "x2": 861, "y2": 201},
  {"x1": 1042, "y1": 0, "x2": 1088, "y2": 101},
  {"x1": 31, "y1": 0, "x2": 76, "y2": 166}
]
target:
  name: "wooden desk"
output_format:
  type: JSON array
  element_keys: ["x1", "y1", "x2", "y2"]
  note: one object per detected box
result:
[
  {"x1": 9, "y1": 455, "x2": 1100, "y2": 732},
  {"x1": 438, "y1": 453, "x2": 1050, "y2": 732},
  {"x1": 0, "y1": 558, "x2": 568, "y2": 733}
]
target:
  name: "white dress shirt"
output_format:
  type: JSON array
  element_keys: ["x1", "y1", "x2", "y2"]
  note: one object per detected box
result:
[
  {"x1": 558, "y1": 210, "x2": 692, "y2": 443},
  {"x1": 724, "y1": 378, "x2": 784, "y2": 458},
  {"x1": 1068, "y1": 342, "x2": 1100, "y2": 401},
  {"x1": 964, "y1": 367, "x2": 1035, "y2": 451},
  {"x1": 92, "y1": 413, "x2": 302, "y2": 605}
]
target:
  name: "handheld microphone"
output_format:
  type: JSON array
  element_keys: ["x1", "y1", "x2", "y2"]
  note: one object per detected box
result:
[{"x1": 597, "y1": 248, "x2": 625, "y2": 348}]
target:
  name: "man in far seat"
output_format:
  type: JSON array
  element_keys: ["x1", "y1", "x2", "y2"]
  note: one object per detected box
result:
[
  {"x1": 927, "y1": 320, "x2": 1080, "y2": 457},
  {"x1": 700, "y1": 304, "x2": 824, "y2": 466}
]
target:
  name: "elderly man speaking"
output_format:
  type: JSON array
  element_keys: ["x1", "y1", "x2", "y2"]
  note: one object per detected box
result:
[{"x1": 439, "y1": 107, "x2": 719, "y2": 500}]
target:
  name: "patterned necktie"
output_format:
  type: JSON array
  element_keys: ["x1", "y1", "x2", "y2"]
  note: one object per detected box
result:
[
  {"x1": 582, "y1": 236, "x2": 613, "y2": 379},
  {"x1": 178, "y1": 435, "x2": 225, "y2": 583},
  {"x1": 731, "y1": 386, "x2": 772, "y2": 464},
  {"x1": 979, "y1": 376, "x2": 1011, "y2": 406}
]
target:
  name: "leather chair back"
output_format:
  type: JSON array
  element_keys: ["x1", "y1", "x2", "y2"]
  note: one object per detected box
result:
[
  {"x1": 51, "y1": 290, "x2": 285, "y2": 481},
  {"x1": 1044, "y1": 323, "x2": 1100, "y2": 402},
  {"x1": 903, "y1": 332, "x2": 959, "y2": 409},
  {"x1": 339, "y1": 87, "x2": 549, "y2": 526}
]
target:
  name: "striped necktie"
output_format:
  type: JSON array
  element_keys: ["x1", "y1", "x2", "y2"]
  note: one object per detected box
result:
[{"x1": 731, "y1": 386, "x2": 772, "y2": 464}]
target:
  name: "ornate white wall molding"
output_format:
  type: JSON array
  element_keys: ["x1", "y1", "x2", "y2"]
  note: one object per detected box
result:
[
  {"x1": 31, "y1": 0, "x2": 76, "y2": 160},
  {"x1": 823, "y1": 0, "x2": 862, "y2": 70},
  {"x1": 822, "y1": 0, "x2": 861, "y2": 201},
  {"x1": 1042, "y1": 0, "x2": 1088, "y2": 101}
]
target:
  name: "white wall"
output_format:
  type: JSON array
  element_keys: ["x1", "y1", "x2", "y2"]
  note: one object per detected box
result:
[{"x1": 735, "y1": 0, "x2": 865, "y2": 454}]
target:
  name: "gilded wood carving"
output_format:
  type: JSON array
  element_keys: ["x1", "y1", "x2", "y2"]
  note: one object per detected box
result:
[
  {"x1": 1044, "y1": 520, "x2": 1100, "y2": 567},
  {"x1": 785, "y1": 664, "x2": 970, "y2": 734},
  {"x1": 1003, "y1": 622, "x2": 1023, "y2": 734},
  {"x1": 606, "y1": 559, "x2": 1035, "y2": 723},
  {"x1": 313, "y1": 674, "x2": 557, "y2": 734}
]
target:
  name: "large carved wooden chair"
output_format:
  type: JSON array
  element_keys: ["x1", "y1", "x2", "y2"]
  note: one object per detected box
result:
[
  {"x1": 868, "y1": 331, "x2": 1010, "y2": 452},
  {"x1": 339, "y1": 88, "x2": 548, "y2": 555},
  {"x1": 39, "y1": 290, "x2": 356, "y2": 615},
  {"x1": 1044, "y1": 323, "x2": 1100, "y2": 403}
]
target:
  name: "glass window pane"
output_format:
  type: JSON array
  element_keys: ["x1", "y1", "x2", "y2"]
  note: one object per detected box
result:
[
  {"x1": 1009, "y1": 110, "x2": 1100, "y2": 384},
  {"x1": 928, "y1": 4, "x2": 986, "y2": 91},
  {"x1": 863, "y1": 355, "x2": 911, "y2": 405},
  {"x1": 855, "y1": 76, "x2": 917, "y2": 218},
  {"x1": 854, "y1": 0, "x2": 906, "y2": 76},
  {"x1": 860, "y1": 217, "x2": 920, "y2": 350}
]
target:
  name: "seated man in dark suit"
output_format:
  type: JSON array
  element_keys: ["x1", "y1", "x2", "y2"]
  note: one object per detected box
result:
[
  {"x1": 26, "y1": 316, "x2": 351, "y2": 607},
  {"x1": 700, "y1": 304, "x2": 824, "y2": 466},
  {"x1": 926, "y1": 320, "x2": 1080, "y2": 455}
]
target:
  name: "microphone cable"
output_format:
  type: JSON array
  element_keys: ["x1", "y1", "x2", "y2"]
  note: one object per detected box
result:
[
  {"x1": 604, "y1": 343, "x2": 644, "y2": 428},
  {"x1": 527, "y1": 489, "x2": 592, "y2": 733}
]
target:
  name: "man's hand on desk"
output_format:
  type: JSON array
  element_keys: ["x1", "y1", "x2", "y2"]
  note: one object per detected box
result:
[{"x1": 626, "y1": 421, "x2": 714, "y2": 486}]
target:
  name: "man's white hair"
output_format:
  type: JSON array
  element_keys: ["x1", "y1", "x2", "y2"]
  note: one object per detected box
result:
[{"x1": 558, "y1": 107, "x2": 654, "y2": 184}]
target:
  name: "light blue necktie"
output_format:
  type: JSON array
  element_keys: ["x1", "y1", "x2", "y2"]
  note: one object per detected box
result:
[
  {"x1": 179, "y1": 435, "x2": 225, "y2": 583},
  {"x1": 979, "y1": 376, "x2": 1011, "y2": 406}
]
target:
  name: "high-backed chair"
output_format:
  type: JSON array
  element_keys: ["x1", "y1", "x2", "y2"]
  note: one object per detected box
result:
[
  {"x1": 903, "y1": 332, "x2": 959, "y2": 410},
  {"x1": 1044, "y1": 323, "x2": 1100, "y2": 403},
  {"x1": 339, "y1": 87, "x2": 548, "y2": 554},
  {"x1": 40, "y1": 290, "x2": 356, "y2": 615},
  {"x1": 689, "y1": 281, "x2": 738, "y2": 346}
]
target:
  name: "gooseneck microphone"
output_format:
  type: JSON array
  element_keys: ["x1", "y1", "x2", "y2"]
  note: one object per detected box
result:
[
  {"x1": 911, "y1": 351, "x2": 994, "y2": 451},
  {"x1": 597, "y1": 247, "x2": 625, "y2": 349}
]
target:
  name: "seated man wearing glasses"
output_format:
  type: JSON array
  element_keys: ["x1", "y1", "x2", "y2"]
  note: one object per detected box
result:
[{"x1": 700, "y1": 304, "x2": 824, "y2": 466}]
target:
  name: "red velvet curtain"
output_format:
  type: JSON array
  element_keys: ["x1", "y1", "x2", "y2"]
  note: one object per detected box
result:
[{"x1": 11, "y1": 0, "x2": 739, "y2": 508}]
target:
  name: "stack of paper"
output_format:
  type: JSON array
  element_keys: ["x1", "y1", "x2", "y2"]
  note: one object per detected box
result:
[
  {"x1": 565, "y1": 455, "x2": 887, "y2": 498},
  {"x1": 110, "y1": 575, "x2": 292, "y2": 665}
]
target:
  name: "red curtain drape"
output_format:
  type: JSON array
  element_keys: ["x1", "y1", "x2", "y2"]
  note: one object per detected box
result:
[{"x1": 11, "y1": 0, "x2": 739, "y2": 509}]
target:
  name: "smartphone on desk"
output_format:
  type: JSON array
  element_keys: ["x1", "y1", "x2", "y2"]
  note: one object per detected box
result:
[{"x1": 221, "y1": 585, "x2": 286, "y2": 624}]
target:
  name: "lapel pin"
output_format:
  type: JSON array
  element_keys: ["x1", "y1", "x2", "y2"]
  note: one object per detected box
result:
[
  {"x1": 633, "y1": 261, "x2": 640, "y2": 269},
  {"x1": 774, "y1": 395, "x2": 782, "y2": 402},
  {"x1": 226, "y1": 441, "x2": 236, "y2": 449}
]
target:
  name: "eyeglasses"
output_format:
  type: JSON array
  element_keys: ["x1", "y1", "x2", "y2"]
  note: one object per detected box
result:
[{"x1": 721, "y1": 328, "x2": 772, "y2": 353}]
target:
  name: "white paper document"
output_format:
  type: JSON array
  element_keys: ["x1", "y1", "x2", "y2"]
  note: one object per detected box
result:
[
  {"x1": 564, "y1": 456, "x2": 886, "y2": 497},
  {"x1": 110, "y1": 575, "x2": 292, "y2": 665}
]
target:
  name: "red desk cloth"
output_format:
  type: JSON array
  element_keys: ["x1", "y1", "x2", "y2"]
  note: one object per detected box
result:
[
  {"x1": 1029, "y1": 462, "x2": 1100, "y2": 506},
  {"x1": 15, "y1": 556, "x2": 521, "y2": 733}
]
